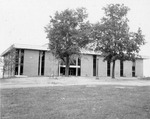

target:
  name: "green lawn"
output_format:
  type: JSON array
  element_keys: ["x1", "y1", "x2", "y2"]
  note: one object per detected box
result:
[{"x1": 1, "y1": 85, "x2": 150, "y2": 119}]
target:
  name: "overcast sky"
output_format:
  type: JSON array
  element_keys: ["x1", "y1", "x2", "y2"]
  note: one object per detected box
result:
[{"x1": 0, "y1": 0, "x2": 150, "y2": 76}]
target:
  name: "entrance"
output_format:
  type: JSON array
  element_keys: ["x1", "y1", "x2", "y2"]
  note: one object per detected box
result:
[{"x1": 60, "y1": 67, "x2": 80, "y2": 76}]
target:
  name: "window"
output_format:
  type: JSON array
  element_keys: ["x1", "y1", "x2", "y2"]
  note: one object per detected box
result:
[
  {"x1": 132, "y1": 60, "x2": 136, "y2": 77},
  {"x1": 78, "y1": 68, "x2": 81, "y2": 76},
  {"x1": 70, "y1": 59, "x2": 76, "y2": 65},
  {"x1": 41, "y1": 51, "x2": 45, "y2": 75},
  {"x1": 120, "y1": 60, "x2": 123, "y2": 77},
  {"x1": 78, "y1": 58, "x2": 81, "y2": 66},
  {"x1": 59, "y1": 57, "x2": 81, "y2": 76},
  {"x1": 15, "y1": 49, "x2": 19, "y2": 75},
  {"x1": 20, "y1": 49, "x2": 24, "y2": 75},
  {"x1": 60, "y1": 67, "x2": 65, "y2": 75},
  {"x1": 107, "y1": 60, "x2": 111, "y2": 76},
  {"x1": 38, "y1": 51, "x2": 45, "y2": 76},
  {"x1": 93, "y1": 55, "x2": 96, "y2": 76}
]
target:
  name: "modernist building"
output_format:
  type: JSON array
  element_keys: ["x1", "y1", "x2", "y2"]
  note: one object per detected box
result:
[{"x1": 1, "y1": 44, "x2": 144, "y2": 77}]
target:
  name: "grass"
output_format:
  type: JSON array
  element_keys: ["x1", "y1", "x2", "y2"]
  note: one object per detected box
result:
[
  {"x1": 140, "y1": 77, "x2": 150, "y2": 80},
  {"x1": 1, "y1": 85, "x2": 150, "y2": 119}
]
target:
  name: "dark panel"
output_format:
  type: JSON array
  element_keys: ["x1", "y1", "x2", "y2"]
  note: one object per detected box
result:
[
  {"x1": 107, "y1": 60, "x2": 111, "y2": 76},
  {"x1": 78, "y1": 68, "x2": 81, "y2": 76},
  {"x1": 60, "y1": 67, "x2": 65, "y2": 75},
  {"x1": 20, "y1": 49, "x2": 24, "y2": 75},
  {"x1": 38, "y1": 51, "x2": 41, "y2": 75},
  {"x1": 15, "y1": 49, "x2": 19, "y2": 75},
  {"x1": 78, "y1": 58, "x2": 81, "y2": 66},
  {"x1": 132, "y1": 60, "x2": 136, "y2": 77},
  {"x1": 41, "y1": 51, "x2": 45, "y2": 75},
  {"x1": 120, "y1": 60, "x2": 123, "y2": 77},
  {"x1": 69, "y1": 68, "x2": 76, "y2": 76},
  {"x1": 93, "y1": 55, "x2": 96, "y2": 76}
]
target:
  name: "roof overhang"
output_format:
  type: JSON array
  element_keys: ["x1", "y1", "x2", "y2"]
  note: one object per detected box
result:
[
  {"x1": 1, "y1": 44, "x2": 149, "y2": 60},
  {"x1": 1, "y1": 44, "x2": 49, "y2": 56}
]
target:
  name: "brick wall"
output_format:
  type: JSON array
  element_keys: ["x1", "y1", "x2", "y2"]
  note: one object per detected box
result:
[
  {"x1": 115, "y1": 60, "x2": 120, "y2": 77},
  {"x1": 135, "y1": 59, "x2": 143, "y2": 77},
  {"x1": 97, "y1": 56, "x2": 107, "y2": 77},
  {"x1": 81, "y1": 54, "x2": 93, "y2": 77},
  {"x1": 44, "y1": 51, "x2": 59, "y2": 76},
  {"x1": 23, "y1": 50, "x2": 39, "y2": 76},
  {"x1": 22, "y1": 49, "x2": 144, "y2": 77}
]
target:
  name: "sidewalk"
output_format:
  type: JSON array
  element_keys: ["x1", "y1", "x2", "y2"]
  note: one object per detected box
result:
[{"x1": 0, "y1": 76, "x2": 150, "y2": 89}]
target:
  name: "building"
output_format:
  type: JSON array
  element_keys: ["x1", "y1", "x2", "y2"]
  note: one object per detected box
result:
[{"x1": 1, "y1": 43, "x2": 144, "y2": 78}]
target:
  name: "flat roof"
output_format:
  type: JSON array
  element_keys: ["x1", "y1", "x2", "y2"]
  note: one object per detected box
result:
[
  {"x1": 1, "y1": 44, "x2": 48, "y2": 56},
  {"x1": 1, "y1": 43, "x2": 147, "y2": 59}
]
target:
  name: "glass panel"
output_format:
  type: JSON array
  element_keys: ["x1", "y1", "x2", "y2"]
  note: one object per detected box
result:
[
  {"x1": 132, "y1": 60, "x2": 136, "y2": 77},
  {"x1": 120, "y1": 60, "x2": 123, "y2": 77},
  {"x1": 78, "y1": 58, "x2": 81, "y2": 66},
  {"x1": 107, "y1": 61, "x2": 111, "y2": 76},
  {"x1": 15, "y1": 49, "x2": 19, "y2": 75},
  {"x1": 41, "y1": 51, "x2": 45, "y2": 75},
  {"x1": 93, "y1": 55, "x2": 96, "y2": 76},
  {"x1": 70, "y1": 59, "x2": 76, "y2": 65},
  {"x1": 20, "y1": 49, "x2": 24, "y2": 75},
  {"x1": 78, "y1": 68, "x2": 81, "y2": 76}
]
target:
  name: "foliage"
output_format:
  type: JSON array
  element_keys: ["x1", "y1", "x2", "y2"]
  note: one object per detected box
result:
[
  {"x1": 92, "y1": 4, "x2": 145, "y2": 78},
  {"x1": 45, "y1": 8, "x2": 92, "y2": 76},
  {"x1": 2, "y1": 48, "x2": 18, "y2": 78}
]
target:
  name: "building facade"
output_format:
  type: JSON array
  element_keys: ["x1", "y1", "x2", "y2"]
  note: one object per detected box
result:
[{"x1": 1, "y1": 44, "x2": 144, "y2": 78}]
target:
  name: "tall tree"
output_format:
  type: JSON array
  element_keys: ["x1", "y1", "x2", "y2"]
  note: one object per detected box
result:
[
  {"x1": 1, "y1": 48, "x2": 18, "y2": 78},
  {"x1": 93, "y1": 4, "x2": 145, "y2": 78},
  {"x1": 45, "y1": 8, "x2": 91, "y2": 76}
]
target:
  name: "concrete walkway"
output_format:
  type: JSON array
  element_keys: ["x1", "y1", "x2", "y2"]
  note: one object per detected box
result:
[{"x1": 0, "y1": 76, "x2": 150, "y2": 89}]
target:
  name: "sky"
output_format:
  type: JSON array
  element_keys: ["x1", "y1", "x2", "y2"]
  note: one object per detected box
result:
[{"x1": 0, "y1": 0, "x2": 150, "y2": 76}]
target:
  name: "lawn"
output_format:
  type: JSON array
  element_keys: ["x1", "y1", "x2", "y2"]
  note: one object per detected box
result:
[{"x1": 1, "y1": 85, "x2": 150, "y2": 119}]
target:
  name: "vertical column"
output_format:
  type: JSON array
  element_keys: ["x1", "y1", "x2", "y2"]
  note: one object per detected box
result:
[
  {"x1": 96, "y1": 56, "x2": 99, "y2": 79},
  {"x1": 58, "y1": 62, "x2": 60, "y2": 76},
  {"x1": 39, "y1": 52, "x2": 42, "y2": 76},
  {"x1": 76, "y1": 57, "x2": 78, "y2": 76},
  {"x1": 18, "y1": 49, "x2": 21, "y2": 75}
]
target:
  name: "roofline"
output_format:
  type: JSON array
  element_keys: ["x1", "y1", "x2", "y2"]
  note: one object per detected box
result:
[
  {"x1": 1, "y1": 44, "x2": 149, "y2": 59},
  {"x1": 1, "y1": 44, "x2": 48, "y2": 57},
  {"x1": 1, "y1": 44, "x2": 14, "y2": 57}
]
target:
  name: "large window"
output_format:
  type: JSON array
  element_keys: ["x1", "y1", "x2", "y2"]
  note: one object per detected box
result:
[
  {"x1": 120, "y1": 60, "x2": 124, "y2": 77},
  {"x1": 41, "y1": 51, "x2": 45, "y2": 75},
  {"x1": 78, "y1": 58, "x2": 81, "y2": 66},
  {"x1": 60, "y1": 57, "x2": 81, "y2": 76},
  {"x1": 70, "y1": 59, "x2": 76, "y2": 65},
  {"x1": 38, "y1": 51, "x2": 45, "y2": 76},
  {"x1": 20, "y1": 49, "x2": 24, "y2": 75},
  {"x1": 14, "y1": 49, "x2": 24, "y2": 75},
  {"x1": 132, "y1": 60, "x2": 136, "y2": 77},
  {"x1": 107, "y1": 60, "x2": 111, "y2": 76},
  {"x1": 15, "y1": 49, "x2": 19, "y2": 75},
  {"x1": 93, "y1": 55, "x2": 96, "y2": 76}
]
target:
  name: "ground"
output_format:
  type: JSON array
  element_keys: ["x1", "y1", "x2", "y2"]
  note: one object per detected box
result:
[{"x1": 0, "y1": 77, "x2": 150, "y2": 119}]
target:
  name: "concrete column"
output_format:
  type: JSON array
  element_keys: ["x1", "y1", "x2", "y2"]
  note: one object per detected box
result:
[
  {"x1": 96, "y1": 56, "x2": 99, "y2": 79},
  {"x1": 76, "y1": 57, "x2": 78, "y2": 76},
  {"x1": 18, "y1": 49, "x2": 21, "y2": 75},
  {"x1": 39, "y1": 52, "x2": 42, "y2": 76}
]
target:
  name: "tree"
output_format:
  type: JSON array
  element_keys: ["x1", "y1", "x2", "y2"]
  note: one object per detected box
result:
[
  {"x1": 45, "y1": 8, "x2": 91, "y2": 76},
  {"x1": 1, "y1": 48, "x2": 18, "y2": 78},
  {"x1": 93, "y1": 4, "x2": 145, "y2": 78}
]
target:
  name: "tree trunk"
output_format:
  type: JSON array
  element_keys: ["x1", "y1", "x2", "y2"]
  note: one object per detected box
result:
[
  {"x1": 65, "y1": 56, "x2": 69, "y2": 77},
  {"x1": 112, "y1": 60, "x2": 115, "y2": 79}
]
